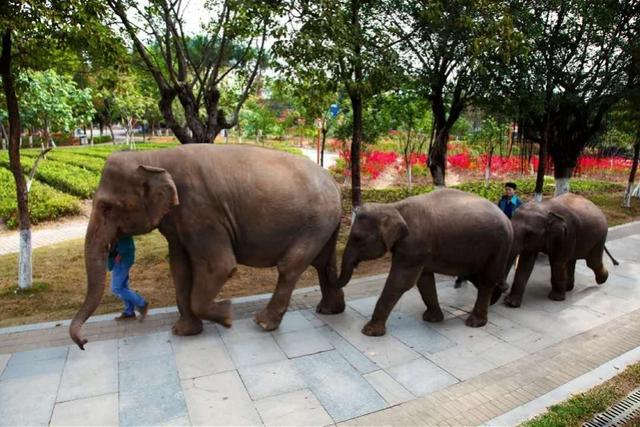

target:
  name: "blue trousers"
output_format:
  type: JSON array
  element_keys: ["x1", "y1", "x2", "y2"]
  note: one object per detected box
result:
[{"x1": 110, "y1": 261, "x2": 146, "y2": 316}]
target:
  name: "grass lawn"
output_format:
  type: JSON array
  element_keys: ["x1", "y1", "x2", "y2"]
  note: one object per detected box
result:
[
  {"x1": 522, "y1": 362, "x2": 640, "y2": 427},
  {"x1": 0, "y1": 188, "x2": 639, "y2": 327}
]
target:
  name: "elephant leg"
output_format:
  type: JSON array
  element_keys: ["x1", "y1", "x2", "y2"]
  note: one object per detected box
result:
[
  {"x1": 465, "y1": 281, "x2": 493, "y2": 327},
  {"x1": 587, "y1": 242, "x2": 608, "y2": 284},
  {"x1": 255, "y1": 250, "x2": 310, "y2": 331},
  {"x1": 168, "y1": 239, "x2": 203, "y2": 336},
  {"x1": 416, "y1": 270, "x2": 444, "y2": 323},
  {"x1": 504, "y1": 252, "x2": 537, "y2": 308},
  {"x1": 566, "y1": 259, "x2": 577, "y2": 291},
  {"x1": 362, "y1": 261, "x2": 423, "y2": 337},
  {"x1": 313, "y1": 228, "x2": 346, "y2": 315},
  {"x1": 548, "y1": 259, "x2": 568, "y2": 301},
  {"x1": 190, "y1": 248, "x2": 236, "y2": 328}
]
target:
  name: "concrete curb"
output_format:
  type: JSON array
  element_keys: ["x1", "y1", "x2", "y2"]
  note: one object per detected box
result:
[{"x1": 0, "y1": 273, "x2": 388, "y2": 336}]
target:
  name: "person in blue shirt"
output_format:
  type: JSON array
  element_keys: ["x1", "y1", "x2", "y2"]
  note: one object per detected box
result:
[
  {"x1": 498, "y1": 182, "x2": 523, "y2": 219},
  {"x1": 108, "y1": 236, "x2": 149, "y2": 321},
  {"x1": 454, "y1": 182, "x2": 523, "y2": 288}
]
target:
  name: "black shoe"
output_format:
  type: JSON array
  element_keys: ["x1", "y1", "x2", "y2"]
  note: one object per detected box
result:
[{"x1": 115, "y1": 312, "x2": 136, "y2": 321}]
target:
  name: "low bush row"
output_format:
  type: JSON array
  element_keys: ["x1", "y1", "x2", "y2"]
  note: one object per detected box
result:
[{"x1": 0, "y1": 167, "x2": 81, "y2": 228}]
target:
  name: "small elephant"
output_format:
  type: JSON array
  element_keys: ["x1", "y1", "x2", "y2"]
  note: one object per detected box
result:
[
  {"x1": 335, "y1": 189, "x2": 514, "y2": 336},
  {"x1": 70, "y1": 145, "x2": 345, "y2": 349},
  {"x1": 504, "y1": 193, "x2": 619, "y2": 308}
]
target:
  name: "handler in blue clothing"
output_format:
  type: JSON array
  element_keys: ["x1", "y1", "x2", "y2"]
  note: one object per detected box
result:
[
  {"x1": 454, "y1": 182, "x2": 523, "y2": 288},
  {"x1": 108, "y1": 236, "x2": 149, "y2": 321},
  {"x1": 498, "y1": 182, "x2": 523, "y2": 219}
]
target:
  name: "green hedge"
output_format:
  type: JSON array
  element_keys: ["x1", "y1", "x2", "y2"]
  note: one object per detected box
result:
[
  {"x1": 46, "y1": 151, "x2": 106, "y2": 173},
  {"x1": 340, "y1": 178, "x2": 626, "y2": 212},
  {"x1": 0, "y1": 167, "x2": 81, "y2": 228},
  {"x1": 0, "y1": 156, "x2": 100, "y2": 198}
]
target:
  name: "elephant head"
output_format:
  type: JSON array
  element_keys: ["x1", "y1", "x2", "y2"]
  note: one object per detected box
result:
[
  {"x1": 335, "y1": 204, "x2": 408, "y2": 288},
  {"x1": 69, "y1": 155, "x2": 179, "y2": 349},
  {"x1": 511, "y1": 204, "x2": 574, "y2": 257}
]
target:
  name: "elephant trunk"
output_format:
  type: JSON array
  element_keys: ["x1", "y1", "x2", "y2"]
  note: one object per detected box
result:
[
  {"x1": 69, "y1": 213, "x2": 112, "y2": 350},
  {"x1": 335, "y1": 249, "x2": 357, "y2": 288}
]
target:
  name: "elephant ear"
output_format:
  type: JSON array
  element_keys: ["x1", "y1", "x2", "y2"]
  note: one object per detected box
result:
[
  {"x1": 380, "y1": 209, "x2": 409, "y2": 251},
  {"x1": 545, "y1": 212, "x2": 574, "y2": 254},
  {"x1": 138, "y1": 165, "x2": 179, "y2": 227}
]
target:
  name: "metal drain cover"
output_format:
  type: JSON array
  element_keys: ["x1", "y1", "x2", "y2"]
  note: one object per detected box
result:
[{"x1": 584, "y1": 387, "x2": 640, "y2": 427}]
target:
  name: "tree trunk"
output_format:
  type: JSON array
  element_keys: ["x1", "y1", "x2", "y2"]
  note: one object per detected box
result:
[
  {"x1": 484, "y1": 144, "x2": 494, "y2": 188},
  {"x1": 554, "y1": 174, "x2": 571, "y2": 196},
  {"x1": 1, "y1": 29, "x2": 32, "y2": 289},
  {"x1": 89, "y1": 123, "x2": 94, "y2": 146},
  {"x1": 350, "y1": 92, "x2": 363, "y2": 209},
  {"x1": 320, "y1": 126, "x2": 328, "y2": 167},
  {"x1": 428, "y1": 131, "x2": 448, "y2": 187},
  {"x1": 624, "y1": 135, "x2": 640, "y2": 208},
  {"x1": 108, "y1": 124, "x2": 115, "y2": 144}
]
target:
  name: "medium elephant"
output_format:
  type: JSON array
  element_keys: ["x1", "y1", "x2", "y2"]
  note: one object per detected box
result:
[
  {"x1": 335, "y1": 189, "x2": 514, "y2": 336},
  {"x1": 504, "y1": 193, "x2": 619, "y2": 308},
  {"x1": 69, "y1": 144, "x2": 345, "y2": 349}
]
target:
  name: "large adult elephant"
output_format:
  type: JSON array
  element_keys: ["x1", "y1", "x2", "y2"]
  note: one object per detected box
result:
[
  {"x1": 70, "y1": 145, "x2": 345, "y2": 349},
  {"x1": 335, "y1": 189, "x2": 513, "y2": 336},
  {"x1": 504, "y1": 193, "x2": 619, "y2": 307}
]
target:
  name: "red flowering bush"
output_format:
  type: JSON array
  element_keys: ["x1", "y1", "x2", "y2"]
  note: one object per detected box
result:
[{"x1": 448, "y1": 152, "x2": 472, "y2": 170}]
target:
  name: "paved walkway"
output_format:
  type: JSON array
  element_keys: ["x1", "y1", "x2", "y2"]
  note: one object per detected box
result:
[
  {"x1": 1, "y1": 222, "x2": 640, "y2": 426},
  {"x1": 0, "y1": 218, "x2": 88, "y2": 255}
]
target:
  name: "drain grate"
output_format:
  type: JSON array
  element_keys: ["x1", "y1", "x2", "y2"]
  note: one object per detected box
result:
[{"x1": 584, "y1": 387, "x2": 640, "y2": 427}]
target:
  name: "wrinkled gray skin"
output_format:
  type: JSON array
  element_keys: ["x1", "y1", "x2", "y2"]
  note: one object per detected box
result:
[
  {"x1": 336, "y1": 189, "x2": 514, "y2": 336},
  {"x1": 504, "y1": 193, "x2": 616, "y2": 308},
  {"x1": 70, "y1": 145, "x2": 345, "y2": 349}
]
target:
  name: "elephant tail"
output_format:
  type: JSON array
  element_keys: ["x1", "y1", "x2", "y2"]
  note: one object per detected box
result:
[{"x1": 604, "y1": 245, "x2": 620, "y2": 266}]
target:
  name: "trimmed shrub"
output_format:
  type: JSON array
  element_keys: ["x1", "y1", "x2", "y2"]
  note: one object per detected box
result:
[{"x1": 0, "y1": 167, "x2": 81, "y2": 228}]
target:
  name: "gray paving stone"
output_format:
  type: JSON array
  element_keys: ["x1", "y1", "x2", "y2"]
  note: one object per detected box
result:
[
  {"x1": 316, "y1": 307, "x2": 420, "y2": 369},
  {"x1": 0, "y1": 374, "x2": 61, "y2": 426},
  {"x1": 50, "y1": 393, "x2": 118, "y2": 426},
  {"x1": 171, "y1": 327, "x2": 234, "y2": 379},
  {"x1": 294, "y1": 350, "x2": 387, "y2": 422},
  {"x1": 300, "y1": 309, "x2": 327, "y2": 327},
  {"x1": 386, "y1": 357, "x2": 459, "y2": 396},
  {"x1": 118, "y1": 331, "x2": 173, "y2": 362},
  {"x1": 182, "y1": 370, "x2": 262, "y2": 426},
  {"x1": 316, "y1": 327, "x2": 379, "y2": 374},
  {"x1": 0, "y1": 354, "x2": 9, "y2": 377},
  {"x1": 426, "y1": 344, "x2": 499, "y2": 381},
  {"x1": 274, "y1": 327, "x2": 334, "y2": 358},
  {"x1": 0, "y1": 353, "x2": 66, "y2": 380},
  {"x1": 255, "y1": 388, "x2": 334, "y2": 426},
  {"x1": 273, "y1": 310, "x2": 315, "y2": 334},
  {"x1": 363, "y1": 370, "x2": 414, "y2": 405},
  {"x1": 239, "y1": 359, "x2": 307, "y2": 400},
  {"x1": 119, "y1": 353, "x2": 188, "y2": 426},
  {"x1": 0, "y1": 350, "x2": 66, "y2": 427},
  {"x1": 386, "y1": 312, "x2": 455, "y2": 355},
  {"x1": 3, "y1": 345, "x2": 67, "y2": 366},
  {"x1": 348, "y1": 296, "x2": 378, "y2": 317},
  {"x1": 224, "y1": 334, "x2": 287, "y2": 368},
  {"x1": 57, "y1": 339, "x2": 118, "y2": 402},
  {"x1": 217, "y1": 317, "x2": 266, "y2": 343},
  {"x1": 120, "y1": 386, "x2": 189, "y2": 427}
]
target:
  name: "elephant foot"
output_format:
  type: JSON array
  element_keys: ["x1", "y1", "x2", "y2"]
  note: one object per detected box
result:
[
  {"x1": 465, "y1": 312, "x2": 487, "y2": 328},
  {"x1": 362, "y1": 321, "x2": 386, "y2": 337},
  {"x1": 595, "y1": 268, "x2": 608, "y2": 285},
  {"x1": 504, "y1": 294, "x2": 522, "y2": 308},
  {"x1": 566, "y1": 281, "x2": 575, "y2": 291},
  {"x1": 422, "y1": 308, "x2": 444, "y2": 323},
  {"x1": 172, "y1": 317, "x2": 203, "y2": 336},
  {"x1": 548, "y1": 290, "x2": 566, "y2": 301},
  {"x1": 210, "y1": 300, "x2": 233, "y2": 328},
  {"x1": 254, "y1": 308, "x2": 283, "y2": 331},
  {"x1": 316, "y1": 292, "x2": 346, "y2": 315}
]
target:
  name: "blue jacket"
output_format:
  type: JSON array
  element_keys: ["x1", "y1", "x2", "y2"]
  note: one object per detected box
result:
[
  {"x1": 498, "y1": 195, "x2": 522, "y2": 219},
  {"x1": 107, "y1": 236, "x2": 136, "y2": 271}
]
